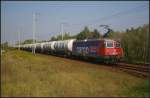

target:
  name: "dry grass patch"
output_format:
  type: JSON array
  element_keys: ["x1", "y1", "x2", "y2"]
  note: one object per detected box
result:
[{"x1": 1, "y1": 49, "x2": 149, "y2": 97}]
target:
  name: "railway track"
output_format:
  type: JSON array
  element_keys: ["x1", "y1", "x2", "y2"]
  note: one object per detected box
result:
[{"x1": 116, "y1": 63, "x2": 149, "y2": 78}]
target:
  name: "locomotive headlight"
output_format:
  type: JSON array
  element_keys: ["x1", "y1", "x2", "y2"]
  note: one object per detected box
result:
[{"x1": 112, "y1": 49, "x2": 117, "y2": 55}]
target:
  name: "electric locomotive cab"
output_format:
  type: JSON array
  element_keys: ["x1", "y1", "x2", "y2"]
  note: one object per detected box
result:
[{"x1": 102, "y1": 39, "x2": 123, "y2": 63}]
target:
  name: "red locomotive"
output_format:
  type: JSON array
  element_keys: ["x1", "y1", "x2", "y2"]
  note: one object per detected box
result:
[{"x1": 72, "y1": 39, "x2": 124, "y2": 63}]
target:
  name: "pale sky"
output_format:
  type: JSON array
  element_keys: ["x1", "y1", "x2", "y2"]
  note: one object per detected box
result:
[{"x1": 1, "y1": 1, "x2": 149, "y2": 45}]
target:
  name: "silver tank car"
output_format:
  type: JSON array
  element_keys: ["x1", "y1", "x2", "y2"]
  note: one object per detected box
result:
[
  {"x1": 35, "y1": 43, "x2": 42, "y2": 52},
  {"x1": 53, "y1": 39, "x2": 76, "y2": 55},
  {"x1": 42, "y1": 41, "x2": 53, "y2": 53}
]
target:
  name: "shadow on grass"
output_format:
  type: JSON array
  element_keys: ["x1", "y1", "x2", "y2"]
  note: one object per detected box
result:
[{"x1": 41, "y1": 52, "x2": 117, "y2": 67}]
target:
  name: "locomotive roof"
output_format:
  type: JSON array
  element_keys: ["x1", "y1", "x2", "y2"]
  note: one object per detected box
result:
[{"x1": 76, "y1": 39, "x2": 115, "y2": 42}]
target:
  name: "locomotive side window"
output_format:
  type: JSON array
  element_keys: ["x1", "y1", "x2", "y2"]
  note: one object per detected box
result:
[{"x1": 105, "y1": 41, "x2": 113, "y2": 48}]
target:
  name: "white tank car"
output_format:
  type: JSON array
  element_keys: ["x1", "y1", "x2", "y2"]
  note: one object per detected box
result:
[
  {"x1": 51, "y1": 41, "x2": 56, "y2": 51},
  {"x1": 40, "y1": 42, "x2": 45, "y2": 52},
  {"x1": 53, "y1": 39, "x2": 76, "y2": 52},
  {"x1": 27, "y1": 44, "x2": 31, "y2": 49},
  {"x1": 35, "y1": 43, "x2": 41, "y2": 50},
  {"x1": 30, "y1": 44, "x2": 36, "y2": 51},
  {"x1": 22, "y1": 44, "x2": 26, "y2": 49},
  {"x1": 67, "y1": 39, "x2": 76, "y2": 52},
  {"x1": 43, "y1": 41, "x2": 53, "y2": 52},
  {"x1": 25, "y1": 44, "x2": 30, "y2": 50},
  {"x1": 21, "y1": 44, "x2": 29, "y2": 50}
]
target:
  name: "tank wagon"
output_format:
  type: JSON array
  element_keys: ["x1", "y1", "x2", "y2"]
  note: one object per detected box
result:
[
  {"x1": 53, "y1": 39, "x2": 75, "y2": 56},
  {"x1": 43, "y1": 41, "x2": 55, "y2": 54},
  {"x1": 17, "y1": 39, "x2": 123, "y2": 63}
]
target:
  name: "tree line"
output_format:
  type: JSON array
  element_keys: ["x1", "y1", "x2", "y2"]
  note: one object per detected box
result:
[
  {"x1": 121, "y1": 24, "x2": 149, "y2": 63},
  {"x1": 50, "y1": 27, "x2": 102, "y2": 41}
]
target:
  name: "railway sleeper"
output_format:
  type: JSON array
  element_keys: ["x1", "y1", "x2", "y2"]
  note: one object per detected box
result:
[{"x1": 118, "y1": 67, "x2": 149, "y2": 78}]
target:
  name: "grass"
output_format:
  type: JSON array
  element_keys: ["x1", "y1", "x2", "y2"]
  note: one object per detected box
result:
[{"x1": 1, "y1": 49, "x2": 149, "y2": 97}]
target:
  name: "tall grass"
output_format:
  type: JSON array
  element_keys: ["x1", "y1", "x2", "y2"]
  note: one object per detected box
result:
[{"x1": 1, "y1": 49, "x2": 149, "y2": 97}]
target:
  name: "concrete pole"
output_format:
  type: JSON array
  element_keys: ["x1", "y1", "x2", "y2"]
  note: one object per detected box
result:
[
  {"x1": 61, "y1": 23, "x2": 63, "y2": 40},
  {"x1": 32, "y1": 13, "x2": 36, "y2": 54},
  {"x1": 18, "y1": 29, "x2": 21, "y2": 50},
  {"x1": 147, "y1": 27, "x2": 150, "y2": 63}
]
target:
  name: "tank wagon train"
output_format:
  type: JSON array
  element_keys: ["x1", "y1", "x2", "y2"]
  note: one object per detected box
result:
[{"x1": 17, "y1": 39, "x2": 124, "y2": 63}]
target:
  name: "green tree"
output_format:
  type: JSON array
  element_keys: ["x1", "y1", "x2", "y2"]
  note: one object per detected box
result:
[
  {"x1": 63, "y1": 32, "x2": 71, "y2": 40},
  {"x1": 92, "y1": 29, "x2": 101, "y2": 39},
  {"x1": 121, "y1": 24, "x2": 149, "y2": 63},
  {"x1": 50, "y1": 32, "x2": 76, "y2": 41},
  {"x1": 76, "y1": 26, "x2": 90, "y2": 40},
  {"x1": 22, "y1": 39, "x2": 36, "y2": 44},
  {"x1": 50, "y1": 36, "x2": 57, "y2": 41}
]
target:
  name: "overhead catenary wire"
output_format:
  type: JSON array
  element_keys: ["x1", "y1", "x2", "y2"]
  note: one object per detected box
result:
[
  {"x1": 62, "y1": 4, "x2": 148, "y2": 35},
  {"x1": 67, "y1": 4, "x2": 148, "y2": 27}
]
